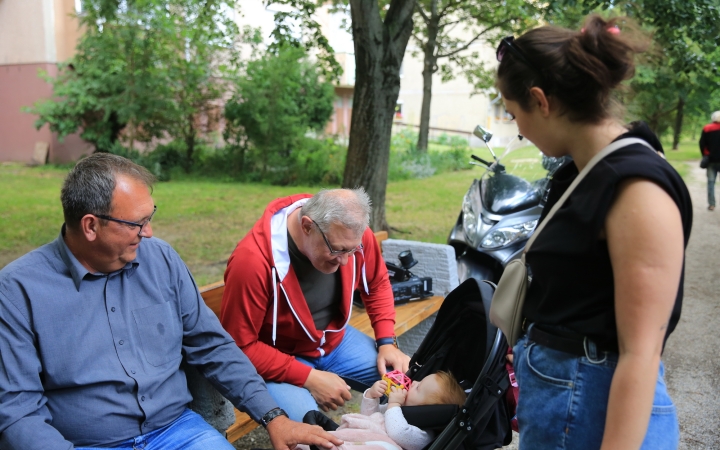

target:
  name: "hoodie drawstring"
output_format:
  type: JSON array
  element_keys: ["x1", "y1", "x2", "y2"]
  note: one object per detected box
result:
[
  {"x1": 360, "y1": 248, "x2": 369, "y2": 295},
  {"x1": 272, "y1": 267, "x2": 278, "y2": 346}
]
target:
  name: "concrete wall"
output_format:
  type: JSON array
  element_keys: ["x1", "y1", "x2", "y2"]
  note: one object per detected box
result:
[
  {"x1": 0, "y1": 0, "x2": 56, "y2": 65},
  {"x1": 0, "y1": 0, "x2": 88, "y2": 163}
]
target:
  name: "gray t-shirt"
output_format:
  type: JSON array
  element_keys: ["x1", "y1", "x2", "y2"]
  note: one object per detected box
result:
[{"x1": 287, "y1": 231, "x2": 341, "y2": 330}]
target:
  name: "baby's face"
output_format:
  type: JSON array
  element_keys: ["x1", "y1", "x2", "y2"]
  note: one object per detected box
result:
[{"x1": 404, "y1": 373, "x2": 441, "y2": 406}]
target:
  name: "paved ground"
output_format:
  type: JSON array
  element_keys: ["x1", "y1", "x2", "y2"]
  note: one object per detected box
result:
[
  {"x1": 663, "y1": 163, "x2": 720, "y2": 449},
  {"x1": 234, "y1": 162, "x2": 719, "y2": 449}
]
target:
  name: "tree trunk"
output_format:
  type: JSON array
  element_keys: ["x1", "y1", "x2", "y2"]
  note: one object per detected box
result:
[
  {"x1": 344, "y1": 0, "x2": 415, "y2": 232},
  {"x1": 417, "y1": 0, "x2": 439, "y2": 153},
  {"x1": 672, "y1": 96, "x2": 685, "y2": 150},
  {"x1": 185, "y1": 117, "x2": 196, "y2": 173},
  {"x1": 648, "y1": 116, "x2": 659, "y2": 134}
]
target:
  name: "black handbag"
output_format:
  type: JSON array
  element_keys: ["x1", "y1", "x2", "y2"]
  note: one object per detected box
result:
[{"x1": 701, "y1": 155, "x2": 710, "y2": 169}]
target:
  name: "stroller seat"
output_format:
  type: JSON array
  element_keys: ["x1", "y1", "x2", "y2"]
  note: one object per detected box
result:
[{"x1": 401, "y1": 278, "x2": 512, "y2": 450}]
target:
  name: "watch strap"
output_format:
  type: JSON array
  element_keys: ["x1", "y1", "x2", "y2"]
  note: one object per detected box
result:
[
  {"x1": 260, "y1": 407, "x2": 288, "y2": 428},
  {"x1": 376, "y1": 336, "x2": 398, "y2": 349}
]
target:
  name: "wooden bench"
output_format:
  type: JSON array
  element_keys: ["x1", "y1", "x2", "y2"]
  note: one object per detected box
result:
[{"x1": 199, "y1": 231, "x2": 445, "y2": 443}]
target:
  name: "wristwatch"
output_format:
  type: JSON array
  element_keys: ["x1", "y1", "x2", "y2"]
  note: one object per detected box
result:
[
  {"x1": 260, "y1": 407, "x2": 288, "y2": 428},
  {"x1": 375, "y1": 336, "x2": 398, "y2": 350}
]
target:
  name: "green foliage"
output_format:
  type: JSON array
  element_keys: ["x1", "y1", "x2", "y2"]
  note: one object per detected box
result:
[
  {"x1": 106, "y1": 141, "x2": 186, "y2": 181},
  {"x1": 280, "y1": 137, "x2": 346, "y2": 186},
  {"x1": 28, "y1": 0, "x2": 248, "y2": 163},
  {"x1": 413, "y1": 0, "x2": 540, "y2": 93},
  {"x1": 546, "y1": 0, "x2": 720, "y2": 140},
  {"x1": 389, "y1": 129, "x2": 472, "y2": 181},
  {"x1": 267, "y1": 1, "x2": 343, "y2": 82},
  {"x1": 224, "y1": 46, "x2": 336, "y2": 184}
]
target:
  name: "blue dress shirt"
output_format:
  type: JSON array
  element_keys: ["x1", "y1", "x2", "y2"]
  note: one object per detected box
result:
[{"x1": 0, "y1": 231, "x2": 276, "y2": 449}]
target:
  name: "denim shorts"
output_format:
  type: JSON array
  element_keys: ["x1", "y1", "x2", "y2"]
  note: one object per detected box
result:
[{"x1": 512, "y1": 333, "x2": 678, "y2": 450}]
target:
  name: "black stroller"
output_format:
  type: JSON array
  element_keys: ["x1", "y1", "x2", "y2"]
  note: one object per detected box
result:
[
  {"x1": 306, "y1": 278, "x2": 513, "y2": 450},
  {"x1": 399, "y1": 278, "x2": 513, "y2": 450}
]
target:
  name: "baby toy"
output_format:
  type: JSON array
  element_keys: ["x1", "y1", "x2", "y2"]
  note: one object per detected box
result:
[{"x1": 382, "y1": 370, "x2": 412, "y2": 395}]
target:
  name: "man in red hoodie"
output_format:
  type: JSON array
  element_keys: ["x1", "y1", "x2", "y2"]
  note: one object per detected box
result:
[
  {"x1": 221, "y1": 189, "x2": 411, "y2": 421},
  {"x1": 700, "y1": 111, "x2": 720, "y2": 210}
]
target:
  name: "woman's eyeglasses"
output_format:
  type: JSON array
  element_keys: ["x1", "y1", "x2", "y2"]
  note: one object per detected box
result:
[{"x1": 496, "y1": 36, "x2": 542, "y2": 75}]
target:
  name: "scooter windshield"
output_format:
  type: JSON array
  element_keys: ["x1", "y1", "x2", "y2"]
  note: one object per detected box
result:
[{"x1": 479, "y1": 136, "x2": 561, "y2": 215}]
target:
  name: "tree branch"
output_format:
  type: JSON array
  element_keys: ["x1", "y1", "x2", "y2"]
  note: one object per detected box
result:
[
  {"x1": 438, "y1": 0, "x2": 463, "y2": 18},
  {"x1": 437, "y1": 18, "x2": 514, "y2": 58},
  {"x1": 414, "y1": 2, "x2": 430, "y2": 24}
]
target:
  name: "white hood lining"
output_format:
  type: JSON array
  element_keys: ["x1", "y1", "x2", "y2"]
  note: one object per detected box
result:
[
  {"x1": 270, "y1": 198, "x2": 309, "y2": 282},
  {"x1": 268, "y1": 198, "x2": 371, "y2": 350}
]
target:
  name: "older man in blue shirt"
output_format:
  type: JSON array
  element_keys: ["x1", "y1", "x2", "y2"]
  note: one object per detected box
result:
[{"x1": 0, "y1": 154, "x2": 342, "y2": 450}]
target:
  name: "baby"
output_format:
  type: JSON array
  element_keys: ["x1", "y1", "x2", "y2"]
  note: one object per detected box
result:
[{"x1": 359, "y1": 371, "x2": 466, "y2": 450}]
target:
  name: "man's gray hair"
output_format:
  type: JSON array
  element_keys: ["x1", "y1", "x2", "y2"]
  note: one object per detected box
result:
[
  {"x1": 712, "y1": 111, "x2": 720, "y2": 123},
  {"x1": 61, "y1": 153, "x2": 155, "y2": 229},
  {"x1": 302, "y1": 188, "x2": 372, "y2": 237}
]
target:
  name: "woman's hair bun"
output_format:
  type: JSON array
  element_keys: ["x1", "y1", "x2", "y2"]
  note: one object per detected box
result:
[
  {"x1": 496, "y1": 14, "x2": 648, "y2": 124},
  {"x1": 572, "y1": 15, "x2": 641, "y2": 90}
]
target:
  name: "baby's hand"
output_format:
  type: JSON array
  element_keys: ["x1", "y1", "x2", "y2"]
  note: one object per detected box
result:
[
  {"x1": 368, "y1": 380, "x2": 388, "y2": 399},
  {"x1": 387, "y1": 385, "x2": 407, "y2": 405}
]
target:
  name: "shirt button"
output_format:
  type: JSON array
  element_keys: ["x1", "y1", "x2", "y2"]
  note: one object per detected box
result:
[
  {"x1": 131, "y1": 370, "x2": 136, "y2": 374},
  {"x1": 111, "y1": 307, "x2": 116, "y2": 312},
  {"x1": 141, "y1": 396, "x2": 145, "y2": 401},
  {"x1": 119, "y1": 340, "x2": 124, "y2": 345}
]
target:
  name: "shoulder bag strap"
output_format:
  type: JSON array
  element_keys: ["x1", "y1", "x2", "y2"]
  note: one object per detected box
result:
[{"x1": 520, "y1": 137, "x2": 654, "y2": 263}]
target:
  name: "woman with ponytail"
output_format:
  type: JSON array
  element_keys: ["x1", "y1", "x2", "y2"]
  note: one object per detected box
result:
[{"x1": 496, "y1": 15, "x2": 692, "y2": 449}]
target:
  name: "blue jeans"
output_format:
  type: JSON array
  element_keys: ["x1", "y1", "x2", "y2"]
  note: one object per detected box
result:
[
  {"x1": 513, "y1": 333, "x2": 678, "y2": 450},
  {"x1": 265, "y1": 326, "x2": 381, "y2": 421},
  {"x1": 707, "y1": 163, "x2": 720, "y2": 206},
  {"x1": 75, "y1": 408, "x2": 234, "y2": 449}
]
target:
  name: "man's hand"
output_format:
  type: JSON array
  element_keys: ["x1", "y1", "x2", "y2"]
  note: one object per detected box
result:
[
  {"x1": 266, "y1": 415, "x2": 343, "y2": 450},
  {"x1": 367, "y1": 380, "x2": 388, "y2": 399},
  {"x1": 376, "y1": 345, "x2": 410, "y2": 375},
  {"x1": 303, "y1": 369, "x2": 352, "y2": 411}
]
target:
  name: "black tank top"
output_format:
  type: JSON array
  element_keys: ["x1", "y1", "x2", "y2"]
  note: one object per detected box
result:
[{"x1": 524, "y1": 125, "x2": 693, "y2": 350}]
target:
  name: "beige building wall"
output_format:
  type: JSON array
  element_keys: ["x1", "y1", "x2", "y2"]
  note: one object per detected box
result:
[
  {"x1": 0, "y1": 0, "x2": 89, "y2": 164},
  {"x1": 0, "y1": 0, "x2": 56, "y2": 64},
  {"x1": 397, "y1": 40, "x2": 519, "y2": 147}
]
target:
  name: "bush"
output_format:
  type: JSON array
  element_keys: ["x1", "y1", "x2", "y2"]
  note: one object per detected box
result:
[
  {"x1": 224, "y1": 46, "x2": 335, "y2": 178},
  {"x1": 107, "y1": 141, "x2": 189, "y2": 181},
  {"x1": 289, "y1": 137, "x2": 346, "y2": 186},
  {"x1": 388, "y1": 129, "x2": 471, "y2": 181}
]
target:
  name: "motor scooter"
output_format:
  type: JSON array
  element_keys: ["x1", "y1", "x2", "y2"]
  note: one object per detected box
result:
[{"x1": 447, "y1": 125, "x2": 565, "y2": 284}]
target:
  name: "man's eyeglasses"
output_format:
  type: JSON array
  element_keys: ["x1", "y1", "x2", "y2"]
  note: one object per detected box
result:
[
  {"x1": 95, "y1": 206, "x2": 157, "y2": 236},
  {"x1": 311, "y1": 219, "x2": 363, "y2": 256},
  {"x1": 496, "y1": 36, "x2": 542, "y2": 75}
]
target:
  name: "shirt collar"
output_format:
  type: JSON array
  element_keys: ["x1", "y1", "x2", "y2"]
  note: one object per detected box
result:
[{"x1": 57, "y1": 224, "x2": 139, "y2": 290}]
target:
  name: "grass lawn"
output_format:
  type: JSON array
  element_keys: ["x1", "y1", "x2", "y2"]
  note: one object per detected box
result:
[
  {"x1": 0, "y1": 163, "x2": 477, "y2": 286},
  {"x1": 0, "y1": 139, "x2": 700, "y2": 286}
]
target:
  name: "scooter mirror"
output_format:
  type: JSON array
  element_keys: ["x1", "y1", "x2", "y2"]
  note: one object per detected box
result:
[
  {"x1": 473, "y1": 125, "x2": 499, "y2": 162},
  {"x1": 473, "y1": 125, "x2": 493, "y2": 143}
]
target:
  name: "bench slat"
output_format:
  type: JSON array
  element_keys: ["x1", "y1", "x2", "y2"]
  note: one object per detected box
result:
[
  {"x1": 349, "y1": 297, "x2": 444, "y2": 337},
  {"x1": 227, "y1": 409, "x2": 261, "y2": 443}
]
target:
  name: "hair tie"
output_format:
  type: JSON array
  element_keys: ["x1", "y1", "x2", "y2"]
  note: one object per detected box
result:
[{"x1": 580, "y1": 25, "x2": 621, "y2": 35}]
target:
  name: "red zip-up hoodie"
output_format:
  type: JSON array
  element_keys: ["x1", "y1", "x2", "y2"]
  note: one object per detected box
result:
[{"x1": 220, "y1": 195, "x2": 396, "y2": 387}]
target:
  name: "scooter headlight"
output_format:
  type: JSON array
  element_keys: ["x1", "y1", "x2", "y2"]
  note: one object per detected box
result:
[
  {"x1": 481, "y1": 220, "x2": 538, "y2": 249},
  {"x1": 462, "y1": 187, "x2": 478, "y2": 243},
  {"x1": 462, "y1": 180, "x2": 497, "y2": 248}
]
